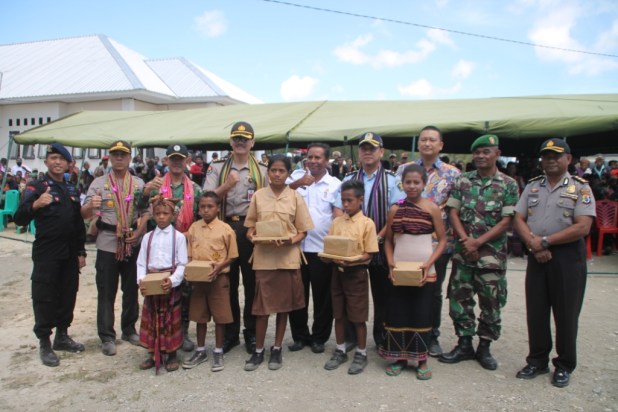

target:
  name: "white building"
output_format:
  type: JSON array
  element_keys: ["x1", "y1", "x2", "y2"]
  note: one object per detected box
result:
[{"x1": 0, "y1": 34, "x2": 259, "y2": 172}]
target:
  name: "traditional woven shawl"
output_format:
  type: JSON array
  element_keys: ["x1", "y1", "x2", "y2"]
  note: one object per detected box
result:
[
  {"x1": 106, "y1": 172, "x2": 135, "y2": 261},
  {"x1": 217, "y1": 155, "x2": 265, "y2": 219},
  {"x1": 161, "y1": 173, "x2": 194, "y2": 233},
  {"x1": 352, "y1": 166, "x2": 389, "y2": 265}
]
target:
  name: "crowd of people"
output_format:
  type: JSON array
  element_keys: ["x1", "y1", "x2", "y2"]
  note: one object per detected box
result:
[{"x1": 5, "y1": 123, "x2": 606, "y2": 389}]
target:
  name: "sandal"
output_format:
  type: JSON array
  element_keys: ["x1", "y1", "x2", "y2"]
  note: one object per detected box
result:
[
  {"x1": 139, "y1": 357, "x2": 155, "y2": 370},
  {"x1": 385, "y1": 360, "x2": 407, "y2": 376},
  {"x1": 165, "y1": 357, "x2": 180, "y2": 372},
  {"x1": 416, "y1": 367, "x2": 432, "y2": 380}
]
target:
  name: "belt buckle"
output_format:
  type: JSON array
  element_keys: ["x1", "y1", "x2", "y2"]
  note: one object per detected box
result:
[{"x1": 230, "y1": 215, "x2": 240, "y2": 222}]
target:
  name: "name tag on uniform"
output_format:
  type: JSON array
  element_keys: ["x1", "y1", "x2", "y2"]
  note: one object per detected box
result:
[{"x1": 247, "y1": 189, "x2": 255, "y2": 202}]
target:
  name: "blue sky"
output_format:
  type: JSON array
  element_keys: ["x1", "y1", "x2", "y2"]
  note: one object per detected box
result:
[{"x1": 2, "y1": 0, "x2": 617, "y2": 103}]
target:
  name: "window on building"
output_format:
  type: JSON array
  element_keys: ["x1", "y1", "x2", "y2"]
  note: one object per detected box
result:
[
  {"x1": 24, "y1": 118, "x2": 28, "y2": 126},
  {"x1": 46, "y1": 117, "x2": 51, "y2": 123},
  {"x1": 16, "y1": 119, "x2": 20, "y2": 126},
  {"x1": 8, "y1": 119, "x2": 12, "y2": 127},
  {"x1": 38, "y1": 117, "x2": 43, "y2": 125},
  {"x1": 21, "y1": 145, "x2": 36, "y2": 159},
  {"x1": 31, "y1": 118, "x2": 35, "y2": 126},
  {"x1": 8, "y1": 132, "x2": 20, "y2": 159},
  {"x1": 72, "y1": 147, "x2": 84, "y2": 159},
  {"x1": 88, "y1": 148, "x2": 101, "y2": 159},
  {"x1": 38, "y1": 144, "x2": 48, "y2": 159}
]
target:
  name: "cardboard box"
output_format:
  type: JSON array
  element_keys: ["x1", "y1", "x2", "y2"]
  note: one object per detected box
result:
[
  {"x1": 392, "y1": 262, "x2": 424, "y2": 287},
  {"x1": 185, "y1": 260, "x2": 214, "y2": 282},
  {"x1": 142, "y1": 272, "x2": 171, "y2": 295},
  {"x1": 256, "y1": 220, "x2": 286, "y2": 238},
  {"x1": 323, "y1": 236, "x2": 361, "y2": 257}
]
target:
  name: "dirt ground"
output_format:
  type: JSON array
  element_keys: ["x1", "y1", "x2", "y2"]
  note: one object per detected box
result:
[{"x1": 0, "y1": 235, "x2": 616, "y2": 412}]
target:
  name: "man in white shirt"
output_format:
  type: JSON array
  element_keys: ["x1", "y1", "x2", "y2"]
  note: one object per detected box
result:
[
  {"x1": 287, "y1": 143, "x2": 342, "y2": 353},
  {"x1": 11, "y1": 157, "x2": 31, "y2": 176}
]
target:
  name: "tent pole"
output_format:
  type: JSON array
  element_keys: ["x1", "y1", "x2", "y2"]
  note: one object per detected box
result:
[
  {"x1": 411, "y1": 136, "x2": 417, "y2": 160},
  {"x1": 0, "y1": 134, "x2": 15, "y2": 203}
]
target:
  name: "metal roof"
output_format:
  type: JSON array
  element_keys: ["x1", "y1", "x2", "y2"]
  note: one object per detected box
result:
[{"x1": 0, "y1": 34, "x2": 260, "y2": 104}]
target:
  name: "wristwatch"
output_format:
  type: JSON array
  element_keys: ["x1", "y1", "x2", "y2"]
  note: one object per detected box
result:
[
  {"x1": 377, "y1": 235, "x2": 385, "y2": 245},
  {"x1": 541, "y1": 236, "x2": 549, "y2": 249}
]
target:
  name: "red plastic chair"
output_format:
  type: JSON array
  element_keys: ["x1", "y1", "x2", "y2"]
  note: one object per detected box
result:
[{"x1": 595, "y1": 200, "x2": 618, "y2": 256}]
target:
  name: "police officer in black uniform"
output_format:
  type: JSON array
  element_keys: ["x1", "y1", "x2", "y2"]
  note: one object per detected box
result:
[
  {"x1": 14, "y1": 143, "x2": 87, "y2": 367},
  {"x1": 513, "y1": 138, "x2": 595, "y2": 388}
]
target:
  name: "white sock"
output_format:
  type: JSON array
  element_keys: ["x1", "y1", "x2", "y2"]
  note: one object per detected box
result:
[
  {"x1": 357, "y1": 348, "x2": 367, "y2": 356},
  {"x1": 197, "y1": 346, "x2": 206, "y2": 352},
  {"x1": 214, "y1": 348, "x2": 223, "y2": 354},
  {"x1": 337, "y1": 343, "x2": 346, "y2": 353},
  {"x1": 273, "y1": 346, "x2": 281, "y2": 351},
  {"x1": 255, "y1": 347, "x2": 264, "y2": 353}
]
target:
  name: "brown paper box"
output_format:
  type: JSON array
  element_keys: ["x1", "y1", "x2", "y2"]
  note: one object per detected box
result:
[
  {"x1": 142, "y1": 272, "x2": 171, "y2": 295},
  {"x1": 323, "y1": 236, "x2": 361, "y2": 257},
  {"x1": 185, "y1": 260, "x2": 214, "y2": 282},
  {"x1": 392, "y1": 262, "x2": 424, "y2": 287},
  {"x1": 256, "y1": 220, "x2": 286, "y2": 238}
]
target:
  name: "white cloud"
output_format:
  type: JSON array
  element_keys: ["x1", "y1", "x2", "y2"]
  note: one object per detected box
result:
[
  {"x1": 333, "y1": 33, "x2": 437, "y2": 69},
  {"x1": 427, "y1": 28, "x2": 455, "y2": 48},
  {"x1": 194, "y1": 10, "x2": 227, "y2": 38},
  {"x1": 398, "y1": 79, "x2": 433, "y2": 97},
  {"x1": 528, "y1": 3, "x2": 618, "y2": 75},
  {"x1": 452, "y1": 60, "x2": 475, "y2": 79},
  {"x1": 398, "y1": 79, "x2": 462, "y2": 98},
  {"x1": 280, "y1": 75, "x2": 319, "y2": 101}
]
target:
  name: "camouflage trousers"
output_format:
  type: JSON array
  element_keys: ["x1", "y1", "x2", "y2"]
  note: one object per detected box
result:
[{"x1": 447, "y1": 263, "x2": 507, "y2": 341}]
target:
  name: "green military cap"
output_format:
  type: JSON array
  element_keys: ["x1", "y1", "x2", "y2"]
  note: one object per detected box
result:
[{"x1": 470, "y1": 134, "x2": 499, "y2": 152}]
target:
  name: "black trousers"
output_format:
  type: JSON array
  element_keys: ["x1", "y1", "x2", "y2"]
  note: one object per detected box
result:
[
  {"x1": 289, "y1": 253, "x2": 333, "y2": 344},
  {"x1": 369, "y1": 262, "x2": 390, "y2": 346},
  {"x1": 95, "y1": 249, "x2": 139, "y2": 342},
  {"x1": 525, "y1": 239, "x2": 587, "y2": 373},
  {"x1": 225, "y1": 220, "x2": 256, "y2": 341},
  {"x1": 431, "y1": 253, "x2": 452, "y2": 339},
  {"x1": 31, "y1": 258, "x2": 79, "y2": 340}
]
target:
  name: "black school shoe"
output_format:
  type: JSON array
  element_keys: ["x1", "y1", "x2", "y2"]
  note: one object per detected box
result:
[
  {"x1": 552, "y1": 368, "x2": 570, "y2": 388},
  {"x1": 222, "y1": 337, "x2": 240, "y2": 354},
  {"x1": 516, "y1": 364, "x2": 550, "y2": 379}
]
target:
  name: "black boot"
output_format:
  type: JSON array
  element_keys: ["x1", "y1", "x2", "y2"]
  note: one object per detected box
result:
[
  {"x1": 243, "y1": 329, "x2": 256, "y2": 355},
  {"x1": 40, "y1": 338, "x2": 60, "y2": 367},
  {"x1": 438, "y1": 336, "x2": 475, "y2": 364},
  {"x1": 475, "y1": 338, "x2": 498, "y2": 370},
  {"x1": 53, "y1": 328, "x2": 85, "y2": 353},
  {"x1": 182, "y1": 321, "x2": 195, "y2": 352}
]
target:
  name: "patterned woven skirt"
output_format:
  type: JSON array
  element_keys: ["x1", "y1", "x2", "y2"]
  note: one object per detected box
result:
[{"x1": 139, "y1": 287, "x2": 183, "y2": 369}]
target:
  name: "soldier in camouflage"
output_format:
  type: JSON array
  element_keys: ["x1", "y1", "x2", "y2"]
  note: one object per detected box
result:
[{"x1": 439, "y1": 134, "x2": 519, "y2": 370}]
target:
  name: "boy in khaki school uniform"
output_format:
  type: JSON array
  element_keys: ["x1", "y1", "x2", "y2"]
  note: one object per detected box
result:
[
  {"x1": 322, "y1": 180, "x2": 379, "y2": 375},
  {"x1": 183, "y1": 192, "x2": 238, "y2": 372}
]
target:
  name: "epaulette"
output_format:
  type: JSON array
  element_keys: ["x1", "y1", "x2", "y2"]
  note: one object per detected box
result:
[
  {"x1": 258, "y1": 161, "x2": 268, "y2": 167},
  {"x1": 573, "y1": 175, "x2": 588, "y2": 184},
  {"x1": 344, "y1": 171, "x2": 356, "y2": 177},
  {"x1": 385, "y1": 170, "x2": 396, "y2": 176},
  {"x1": 212, "y1": 159, "x2": 225, "y2": 164},
  {"x1": 527, "y1": 174, "x2": 544, "y2": 183}
]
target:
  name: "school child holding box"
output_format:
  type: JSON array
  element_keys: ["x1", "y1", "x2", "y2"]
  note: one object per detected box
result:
[
  {"x1": 244, "y1": 154, "x2": 314, "y2": 371},
  {"x1": 322, "y1": 180, "x2": 379, "y2": 375},
  {"x1": 136, "y1": 197, "x2": 188, "y2": 373},
  {"x1": 183, "y1": 192, "x2": 238, "y2": 372}
]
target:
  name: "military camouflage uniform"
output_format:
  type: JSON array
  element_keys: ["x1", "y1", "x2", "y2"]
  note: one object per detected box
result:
[{"x1": 446, "y1": 170, "x2": 519, "y2": 341}]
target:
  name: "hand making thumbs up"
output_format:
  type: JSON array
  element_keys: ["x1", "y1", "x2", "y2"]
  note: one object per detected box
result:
[
  {"x1": 91, "y1": 188, "x2": 102, "y2": 209},
  {"x1": 33, "y1": 187, "x2": 54, "y2": 210}
]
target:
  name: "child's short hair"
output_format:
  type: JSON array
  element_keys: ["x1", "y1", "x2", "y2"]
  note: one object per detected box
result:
[
  {"x1": 340, "y1": 180, "x2": 364, "y2": 197},
  {"x1": 199, "y1": 191, "x2": 221, "y2": 205},
  {"x1": 401, "y1": 164, "x2": 428, "y2": 184}
]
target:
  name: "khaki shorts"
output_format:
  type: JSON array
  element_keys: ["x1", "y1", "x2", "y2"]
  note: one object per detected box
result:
[
  {"x1": 331, "y1": 266, "x2": 369, "y2": 323},
  {"x1": 189, "y1": 274, "x2": 233, "y2": 324}
]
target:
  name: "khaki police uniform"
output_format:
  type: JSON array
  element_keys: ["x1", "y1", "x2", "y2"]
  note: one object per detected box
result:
[
  {"x1": 515, "y1": 172, "x2": 595, "y2": 373},
  {"x1": 203, "y1": 157, "x2": 267, "y2": 345}
]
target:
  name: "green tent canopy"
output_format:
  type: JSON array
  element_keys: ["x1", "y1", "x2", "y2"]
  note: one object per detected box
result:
[{"x1": 15, "y1": 94, "x2": 618, "y2": 155}]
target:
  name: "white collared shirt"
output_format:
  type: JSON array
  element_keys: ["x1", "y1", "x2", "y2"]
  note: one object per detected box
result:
[
  {"x1": 136, "y1": 225, "x2": 187, "y2": 288},
  {"x1": 287, "y1": 169, "x2": 341, "y2": 253}
]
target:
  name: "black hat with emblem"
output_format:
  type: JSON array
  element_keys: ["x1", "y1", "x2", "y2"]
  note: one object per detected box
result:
[
  {"x1": 166, "y1": 144, "x2": 188, "y2": 158},
  {"x1": 46, "y1": 143, "x2": 72, "y2": 162},
  {"x1": 540, "y1": 138, "x2": 571, "y2": 154},
  {"x1": 230, "y1": 121, "x2": 255, "y2": 140}
]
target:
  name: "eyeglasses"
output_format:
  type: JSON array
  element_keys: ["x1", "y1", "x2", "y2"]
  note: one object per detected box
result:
[{"x1": 231, "y1": 136, "x2": 248, "y2": 143}]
